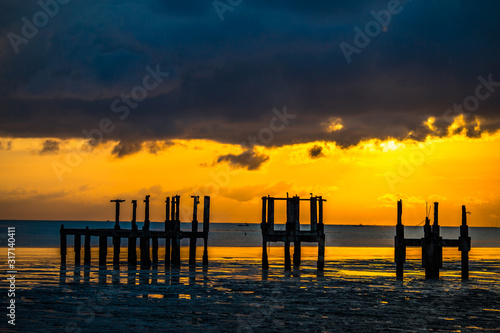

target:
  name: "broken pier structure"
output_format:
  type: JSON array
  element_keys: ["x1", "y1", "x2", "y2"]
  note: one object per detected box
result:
[
  {"x1": 60, "y1": 194, "x2": 210, "y2": 268},
  {"x1": 261, "y1": 194, "x2": 326, "y2": 271},
  {"x1": 395, "y1": 200, "x2": 471, "y2": 280}
]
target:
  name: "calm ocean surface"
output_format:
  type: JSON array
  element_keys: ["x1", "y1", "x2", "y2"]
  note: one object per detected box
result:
[{"x1": 0, "y1": 221, "x2": 499, "y2": 332}]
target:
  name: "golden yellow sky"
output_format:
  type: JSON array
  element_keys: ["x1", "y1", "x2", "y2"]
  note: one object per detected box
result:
[{"x1": 1, "y1": 116, "x2": 499, "y2": 227}]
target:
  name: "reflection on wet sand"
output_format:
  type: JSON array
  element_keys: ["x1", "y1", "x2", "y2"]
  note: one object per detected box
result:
[{"x1": 5, "y1": 246, "x2": 500, "y2": 332}]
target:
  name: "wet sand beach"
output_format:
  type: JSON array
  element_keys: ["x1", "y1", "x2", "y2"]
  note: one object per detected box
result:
[{"x1": 1, "y1": 247, "x2": 499, "y2": 332}]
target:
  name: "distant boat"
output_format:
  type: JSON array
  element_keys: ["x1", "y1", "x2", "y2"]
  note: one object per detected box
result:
[{"x1": 238, "y1": 223, "x2": 250, "y2": 227}]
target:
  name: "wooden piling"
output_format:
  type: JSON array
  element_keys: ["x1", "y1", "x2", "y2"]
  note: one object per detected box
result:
[
  {"x1": 292, "y1": 196, "x2": 301, "y2": 268},
  {"x1": 144, "y1": 195, "x2": 151, "y2": 230},
  {"x1": 460, "y1": 205, "x2": 470, "y2": 280},
  {"x1": 129, "y1": 200, "x2": 137, "y2": 266},
  {"x1": 318, "y1": 235, "x2": 325, "y2": 271},
  {"x1": 261, "y1": 197, "x2": 269, "y2": 269},
  {"x1": 152, "y1": 236, "x2": 158, "y2": 266},
  {"x1": 189, "y1": 196, "x2": 199, "y2": 266},
  {"x1": 165, "y1": 197, "x2": 171, "y2": 267},
  {"x1": 131, "y1": 200, "x2": 138, "y2": 231},
  {"x1": 60, "y1": 225, "x2": 66, "y2": 267},
  {"x1": 268, "y1": 196, "x2": 274, "y2": 231},
  {"x1": 140, "y1": 235, "x2": 151, "y2": 268},
  {"x1": 171, "y1": 195, "x2": 181, "y2": 267},
  {"x1": 110, "y1": 199, "x2": 125, "y2": 230},
  {"x1": 284, "y1": 238, "x2": 291, "y2": 271},
  {"x1": 310, "y1": 196, "x2": 317, "y2": 232},
  {"x1": 262, "y1": 239, "x2": 269, "y2": 270},
  {"x1": 203, "y1": 196, "x2": 210, "y2": 266},
  {"x1": 395, "y1": 200, "x2": 405, "y2": 279},
  {"x1": 128, "y1": 235, "x2": 137, "y2": 266},
  {"x1": 84, "y1": 227, "x2": 91, "y2": 266},
  {"x1": 141, "y1": 195, "x2": 152, "y2": 268},
  {"x1": 113, "y1": 232, "x2": 120, "y2": 266},
  {"x1": 74, "y1": 234, "x2": 81, "y2": 266},
  {"x1": 99, "y1": 236, "x2": 107, "y2": 267}
]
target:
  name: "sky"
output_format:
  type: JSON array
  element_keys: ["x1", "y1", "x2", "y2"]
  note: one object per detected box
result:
[{"x1": 0, "y1": 0, "x2": 499, "y2": 226}]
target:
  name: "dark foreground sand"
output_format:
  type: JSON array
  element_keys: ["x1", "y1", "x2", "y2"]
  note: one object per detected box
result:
[{"x1": 2, "y1": 247, "x2": 500, "y2": 332}]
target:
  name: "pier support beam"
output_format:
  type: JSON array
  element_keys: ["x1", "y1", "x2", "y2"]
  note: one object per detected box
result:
[
  {"x1": 99, "y1": 236, "x2": 107, "y2": 267},
  {"x1": 189, "y1": 196, "x2": 199, "y2": 266},
  {"x1": 141, "y1": 195, "x2": 152, "y2": 268},
  {"x1": 128, "y1": 200, "x2": 138, "y2": 266},
  {"x1": 203, "y1": 196, "x2": 210, "y2": 266},
  {"x1": 395, "y1": 200, "x2": 405, "y2": 279},
  {"x1": 152, "y1": 236, "x2": 158, "y2": 267},
  {"x1": 84, "y1": 227, "x2": 91, "y2": 266},
  {"x1": 459, "y1": 205, "x2": 470, "y2": 280},
  {"x1": 74, "y1": 234, "x2": 81, "y2": 266},
  {"x1": 261, "y1": 197, "x2": 269, "y2": 270},
  {"x1": 60, "y1": 225, "x2": 66, "y2": 267}
]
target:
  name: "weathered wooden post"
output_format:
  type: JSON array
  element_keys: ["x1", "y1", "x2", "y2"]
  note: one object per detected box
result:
[
  {"x1": 422, "y1": 214, "x2": 431, "y2": 278},
  {"x1": 141, "y1": 195, "x2": 151, "y2": 268},
  {"x1": 284, "y1": 197, "x2": 292, "y2": 271},
  {"x1": 317, "y1": 196, "x2": 325, "y2": 271},
  {"x1": 310, "y1": 196, "x2": 317, "y2": 232},
  {"x1": 74, "y1": 234, "x2": 81, "y2": 266},
  {"x1": 111, "y1": 198, "x2": 125, "y2": 268},
  {"x1": 459, "y1": 205, "x2": 470, "y2": 280},
  {"x1": 84, "y1": 226, "x2": 91, "y2": 266},
  {"x1": 131, "y1": 200, "x2": 138, "y2": 231},
  {"x1": 203, "y1": 196, "x2": 210, "y2": 266},
  {"x1": 293, "y1": 196, "x2": 301, "y2": 269},
  {"x1": 268, "y1": 196, "x2": 274, "y2": 231},
  {"x1": 428, "y1": 202, "x2": 442, "y2": 279},
  {"x1": 165, "y1": 197, "x2": 171, "y2": 267},
  {"x1": 171, "y1": 195, "x2": 181, "y2": 267},
  {"x1": 152, "y1": 236, "x2": 158, "y2": 267},
  {"x1": 261, "y1": 196, "x2": 269, "y2": 270},
  {"x1": 395, "y1": 200, "x2": 405, "y2": 279},
  {"x1": 110, "y1": 199, "x2": 125, "y2": 229},
  {"x1": 144, "y1": 195, "x2": 151, "y2": 231},
  {"x1": 60, "y1": 225, "x2": 67, "y2": 267},
  {"x1": 189, "y1": 196, "x2": 199, "y2": 266},
  {"x1": 99, "y1": 235, "x2": 107, "y2": 267},
  {"x1": 128, "y1": 200, "x2": 137, "y2": 266}
]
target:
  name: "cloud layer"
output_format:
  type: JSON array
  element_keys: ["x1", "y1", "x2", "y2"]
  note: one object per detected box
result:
[{"x1": 1, "y1": 0, "x2": 500, "y2": 152}]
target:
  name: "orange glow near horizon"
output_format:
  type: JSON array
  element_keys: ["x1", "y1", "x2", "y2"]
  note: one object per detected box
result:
[{"x1": 0, "y1": 126, "x2": 499, "y2": 227}]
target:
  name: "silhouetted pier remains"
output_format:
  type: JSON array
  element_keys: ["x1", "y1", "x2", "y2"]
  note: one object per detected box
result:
[
  {"x1": 261, "y1": 194, "x2": 326, "y2": 271},
  {"x1": 395, "y1": 200, "x2": 471, "y2": 280},
  {"x1": 60, "y1": 195, "x2": 210, "y2": 269}
]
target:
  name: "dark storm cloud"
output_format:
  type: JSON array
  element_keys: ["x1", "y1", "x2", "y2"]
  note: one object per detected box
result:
[
  {"x1": 40, "y1": 139, "x2": 60, "y2": 155},
  {"x1": 217, "y1": 149, "x2": 270, "y2": 170},
  {"x1": 111, "y1": 140, "x2": 143, "y2": 158},
  {"x1": 308, "y1": 145, "x2": 324, "y2": 159},
  {"x1": 1, "y1": 0, "x2": 500, "y2": 150}
]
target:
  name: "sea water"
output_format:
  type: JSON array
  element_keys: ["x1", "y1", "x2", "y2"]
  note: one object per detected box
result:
[{"x1": 0, "y1": 221, "x2": 499, "y2": 332}]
